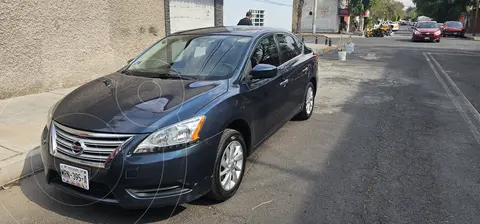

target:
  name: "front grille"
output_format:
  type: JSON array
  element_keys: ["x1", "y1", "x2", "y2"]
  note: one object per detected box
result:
[
  {"x1": 422, "y1": 33, "x2": 434, "y2": 37},
  {"x1": 52, "y1": 122, "x2": 133, "y2": 168}
]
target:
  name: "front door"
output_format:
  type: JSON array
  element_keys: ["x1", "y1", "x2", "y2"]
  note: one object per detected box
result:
[{"x1": 242, "y1": 34, "x2": 285, "y2": 145}]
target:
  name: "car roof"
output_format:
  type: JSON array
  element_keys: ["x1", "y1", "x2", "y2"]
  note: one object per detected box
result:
[{"x1": 170, "y1": 26, "x2": 290, "y2": 37}]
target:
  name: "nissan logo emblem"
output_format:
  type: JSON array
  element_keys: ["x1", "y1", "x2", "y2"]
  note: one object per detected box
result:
[{"x1": 71, "y1": 140, "x2": 86, "y2": 155}]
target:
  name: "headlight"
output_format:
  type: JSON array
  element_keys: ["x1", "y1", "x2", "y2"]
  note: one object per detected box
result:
[
  {"x1": 435, "y1": 30, "x2": 441, "y2": 35},
  {"x1": 414, "y1": 30, "x2": 420, "y2": 35},
  {"x1": 133, "y1": 115, "x2": 206, "y2": 154},
  {"x1": 46, "y1": 101, "x2": 60, "y2": 128}
]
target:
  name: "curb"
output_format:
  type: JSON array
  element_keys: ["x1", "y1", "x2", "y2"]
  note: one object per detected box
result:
[
  {"x1": 465, "y1": 36, "x2": 480, "y2": 41},
  {"x1": 0, "y1": 147, "x2": 43, "y2": 187}
]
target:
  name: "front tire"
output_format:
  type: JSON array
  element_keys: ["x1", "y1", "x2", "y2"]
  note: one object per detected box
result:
[
  {"x1": 207, "y1": 129, "x2": 246, "y2": 202},
  {"x1": 294, "y1": 82, "x2": 315, "y2": 120}
]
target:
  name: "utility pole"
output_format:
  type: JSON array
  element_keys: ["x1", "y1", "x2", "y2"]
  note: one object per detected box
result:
[
  {"x1": 474, "y1": 0, "x2": 479, "y2": 36},
  {"x1": 312, "y1": 0, "x2": 318, "y2": 33}
]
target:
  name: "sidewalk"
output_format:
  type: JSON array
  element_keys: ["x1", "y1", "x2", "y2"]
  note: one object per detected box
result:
[
  {"x1": 297, "y1": 32, "x2": 364, "y2": 39},
  {"x1": 0, "y1": 86, "x2": 78, "y2": 186},
  {"x1": 465, "y1": 33, "x2": 480, "y2": 41}
]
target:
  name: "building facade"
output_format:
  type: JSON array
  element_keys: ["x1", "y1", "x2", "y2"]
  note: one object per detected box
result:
[
  {"x1": 293, "y1": 0, "x2": 344, "y2": 33},
  {"x1": 166, "y1": 0, "x2": 224, "y2": 34},
  {"x1": 0, "y1": 0, "x2": 223, "y2": 99},
  {"x1": 223, "y1": 0, "x2": 293, "y2": 31}
]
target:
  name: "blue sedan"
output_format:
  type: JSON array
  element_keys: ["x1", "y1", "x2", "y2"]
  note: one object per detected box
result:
[{"x1": 41, "y1": 26, "x2": 318, "y2": 209}]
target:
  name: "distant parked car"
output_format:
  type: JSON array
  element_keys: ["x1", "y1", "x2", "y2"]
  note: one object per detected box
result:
[
  {"x1": 40, "y1": 26, "x2": 319, "y2": 209},
  {"x1": 442, "y1": 21, "x2": 466, "y2": 37},
  {"x1": 390, "y1": 22, "x2": 400, "y2": 31},
  {"x1": 412, "y1": 21, "x2": 441, "y2": 42},
  {"x1": 438, "y1": 23, "x2": 445, "y2": 30}
]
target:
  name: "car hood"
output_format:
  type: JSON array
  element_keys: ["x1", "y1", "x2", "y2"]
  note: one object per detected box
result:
[
  {"x1": 417, "y1": 28, "x2": 439, "y2": 33},
  {"x1": 445, "y1": 27, "x2": 463, "y2": 31},
  {"x1": 53, "y1": 73, "x2": 228, "y2": 133}
]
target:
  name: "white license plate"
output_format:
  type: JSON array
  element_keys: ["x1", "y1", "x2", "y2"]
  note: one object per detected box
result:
[
  {"x1": 60, "y1": 164, "x2": 89, "y2": 190},
  {"x1": 454, "y1": 33, "x2": 457, "y2": 35},
  {"x1": 425, "y1": 37, "x2": 430, "y2": 40}
]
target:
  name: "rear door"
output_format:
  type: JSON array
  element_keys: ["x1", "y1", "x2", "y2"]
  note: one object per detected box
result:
[{"x1": 274, "y1": 33, "x2": 310, "y2": 121}]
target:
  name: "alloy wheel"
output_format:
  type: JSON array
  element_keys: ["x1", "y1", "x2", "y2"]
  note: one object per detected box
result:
[
  {"x1": 219, "y1": 140, "x2": 244, "y2": 191},
  {"x1": 305, "y1": 86, "x2": 314, "y2": 115}
]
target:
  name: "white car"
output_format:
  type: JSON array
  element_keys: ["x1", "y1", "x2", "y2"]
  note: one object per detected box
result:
[{"x1": 389, "y1": 22, "x2": 400, "y2": 31}]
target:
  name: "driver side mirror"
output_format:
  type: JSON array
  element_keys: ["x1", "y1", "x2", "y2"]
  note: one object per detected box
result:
[{"x1": 250, "y1": 64, "x2": 278, "y2": 79}]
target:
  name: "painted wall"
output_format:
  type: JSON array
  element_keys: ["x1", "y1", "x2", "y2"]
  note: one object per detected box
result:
[
  {"x1": 169, "y1": 0, "x2": 216, "y2": 33},
  {"x1": 300, "y1": 0, "x2": 339, "y2": 33},
  {"x1": 0, "y1": 0, "x2": 165, "y2": 99},
  {"x1": 223, "y1": 0, "x2": 293, "y2": 31}
]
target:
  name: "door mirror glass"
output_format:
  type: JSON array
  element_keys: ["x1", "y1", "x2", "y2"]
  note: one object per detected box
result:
[{"x1": 250, "y1": 64, "x2": 277, "y2": 79}]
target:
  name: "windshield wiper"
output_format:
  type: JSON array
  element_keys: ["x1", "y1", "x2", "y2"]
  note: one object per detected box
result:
[
  {"x1": 155, "y1": 73, "x2": 197, "y2": 80},
  {"x1": 121, "y1": 70, "x2": 131, "y2": 75}
]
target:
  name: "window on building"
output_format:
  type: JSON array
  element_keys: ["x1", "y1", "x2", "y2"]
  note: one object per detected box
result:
[{"x1": 249, "y1": 9, "x2": 265, "y2": 26}]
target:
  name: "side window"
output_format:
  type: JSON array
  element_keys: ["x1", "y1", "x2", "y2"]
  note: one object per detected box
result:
[
  {"x1": 250, "y1": 35, "x2": 280, "y2": 68},
  {"x1": 275, "y1": 34, "x2": 302, "y2": 63},
  {"x1": 304, "y1": 45, "x2": 312, "y2": 54},
  {"x1": 293, "y1": 36, "x2": 304, "y2": 54}
]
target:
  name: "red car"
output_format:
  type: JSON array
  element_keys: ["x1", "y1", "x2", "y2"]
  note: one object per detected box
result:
[
  {"x1": 442, "y1": 21, "x2": 466, "y2": 37},
  {"x1": 412, "y1": 21, "x2": 441, "y2": 43}
]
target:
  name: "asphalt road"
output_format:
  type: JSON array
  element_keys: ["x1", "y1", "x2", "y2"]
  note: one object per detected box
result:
[{"x1": 1, "y1": 26, "x2": 480, "y2": 223}]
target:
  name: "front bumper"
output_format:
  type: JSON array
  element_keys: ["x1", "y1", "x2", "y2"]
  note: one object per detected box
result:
[
  {"x1": 40, "y1": 126, "x2": 221, "y2": 209},
  {"x1": 443, "y1": 30, "x2": 465, "y2": 36},
  {"x1": 412, "y1": 33, "x2": 441, "y2": 41}
]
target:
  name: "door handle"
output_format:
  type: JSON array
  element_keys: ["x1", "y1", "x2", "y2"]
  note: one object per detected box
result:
[
  {"x1": 279, "y1": 79, "x2": 289, "y2": 87},
  {"x1": 301, "y1": 68, "x2": 310, "y2": 75}
]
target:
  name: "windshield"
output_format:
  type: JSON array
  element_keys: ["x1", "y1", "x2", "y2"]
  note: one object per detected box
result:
[
  {"x1": 126, "y1": 35, "x2": 252, "y2": 80},
  {"x1": 446, "y1": 22, "x2": 463, "y2": 28},
  {"x1": 417, "y1": 22, "x2": 438, "y2": 28}
]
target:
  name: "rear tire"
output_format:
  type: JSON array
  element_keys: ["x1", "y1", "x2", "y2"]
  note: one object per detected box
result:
[
  {"x1": 207, "y1": 129, "x2": 246, "y2": 202},
  {"x1": 294, "y1": 82, "x2": 315, "y2": 121}
]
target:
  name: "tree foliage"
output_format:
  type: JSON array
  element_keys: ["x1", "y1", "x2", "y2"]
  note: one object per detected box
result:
[
  {"x1": 368, "y1": 0, "x2": 405, "y2": 21},
  {"x1": 405, "y1": 6, "x2": 418, "y2": 20},
  {"x1": 349, "y1": 0, "x2": 365, "y2": 15},
  {"x1": 413, "y1": 0, "x2": 474, "y2": 22}
]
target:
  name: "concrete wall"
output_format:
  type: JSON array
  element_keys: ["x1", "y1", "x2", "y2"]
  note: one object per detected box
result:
[
  {"x1": 0, "y1": 0, "x2": 166, "y2": 99},
  {"x1": 223, "y1": 0, "x2": 293, "y2": 31},
  {"x1": 300, "y1": 0, "x2": 339, "y2": 33},
  {"x1": 169, "y1": 0, "x2": 216, "y2": 33}
]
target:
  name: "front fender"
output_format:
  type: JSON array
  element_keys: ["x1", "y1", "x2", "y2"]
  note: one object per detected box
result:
[{"x1": 195, "y1": 89, "x2": 254, "y2": 147}]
